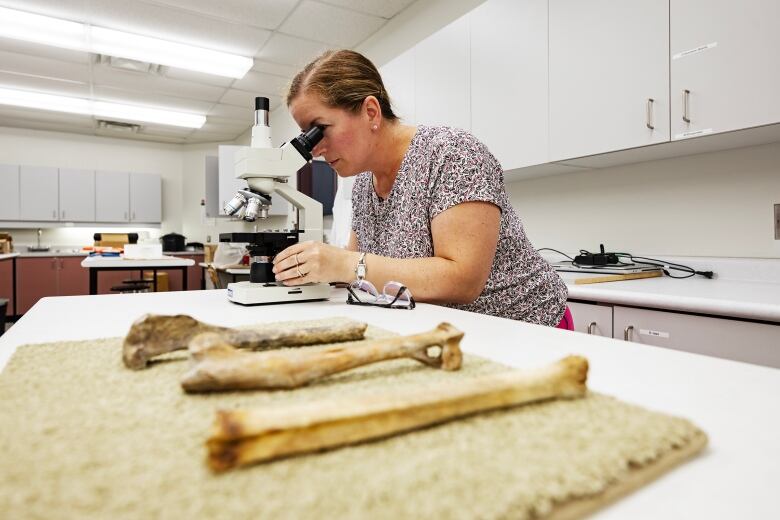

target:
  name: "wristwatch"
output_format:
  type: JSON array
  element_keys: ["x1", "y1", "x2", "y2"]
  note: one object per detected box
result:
[{"x1": 355, "y1": 252, "x2": 367, "y2": 282}]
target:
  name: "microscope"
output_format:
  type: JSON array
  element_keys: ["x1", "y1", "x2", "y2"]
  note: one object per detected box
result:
[{"x1": 219, "y1": 96, "x2": 331, "y2": 305}]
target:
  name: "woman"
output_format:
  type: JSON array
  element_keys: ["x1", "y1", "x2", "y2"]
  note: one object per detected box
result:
[{"x1": 272, "y1": 50, "x2": 568, "y2": 327}]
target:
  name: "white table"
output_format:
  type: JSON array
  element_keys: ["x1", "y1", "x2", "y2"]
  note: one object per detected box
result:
[
  {"x1": 1, "y1": 289, "x2": 778, "y2": 519},
  {"x1": 81, "y1": 255, "x2": 194, "y2": 294}
]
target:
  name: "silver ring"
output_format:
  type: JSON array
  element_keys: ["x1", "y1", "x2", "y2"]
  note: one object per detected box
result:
[
  {"x1": 296, "y1": 265, "x2": 303, "y2": 278},
  {"x1": 295, "y1": 253, "x2": 300, "y2": 266}
]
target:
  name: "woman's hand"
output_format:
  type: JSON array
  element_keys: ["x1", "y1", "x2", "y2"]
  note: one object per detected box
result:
[{"x1": 272, "y1": 241, "x2": 355, "y2": 286}]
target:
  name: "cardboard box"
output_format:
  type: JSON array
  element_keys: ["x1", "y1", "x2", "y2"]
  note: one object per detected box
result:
[
  {"x1": 0, "y1": 233, "x2": 13, "y2": 254},
  {"x1": 143, "y1": 271, "x2": 169, "y2": 292}
]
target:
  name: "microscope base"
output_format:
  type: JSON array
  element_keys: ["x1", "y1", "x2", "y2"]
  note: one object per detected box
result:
[{"x1": 226, "y1": 281, "x2": 331, "y2": 305}]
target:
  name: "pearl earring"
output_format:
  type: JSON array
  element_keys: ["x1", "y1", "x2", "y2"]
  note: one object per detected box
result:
[{"x1": 372, "y1": 125, "x2": 378, "y2": 130}]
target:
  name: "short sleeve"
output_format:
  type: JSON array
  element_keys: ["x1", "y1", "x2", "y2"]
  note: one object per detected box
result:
[{"x1": 428, "y1": 130, "x2": 504, "y2": 220}]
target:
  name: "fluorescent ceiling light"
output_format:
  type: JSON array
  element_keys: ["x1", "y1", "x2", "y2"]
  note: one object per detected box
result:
[
  {"x1": 0, "y1": 6, "x2": 253, "y2": 78},
  {"x1": 0, "y1": 87, "x2": 206, "y2": 128}
]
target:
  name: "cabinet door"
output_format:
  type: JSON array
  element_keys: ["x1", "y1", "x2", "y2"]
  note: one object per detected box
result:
[
  {"x1": 59, "y1": 168, "x2": 95, "y2": 222},
  {"x1": 0, "y1": 259, "x2": 14, "y2": 317},
  {"x1": 95, "y1": 171, "x2": 129, "y2": 222},
  {"x1": 549, "y1": 0, "x2": 670, "y2": 161},
  {"x1": 57, "y1": 257, "x2": 89, "y2": 296},
  {"x1": 568, "y1": 301, "x2": 613, "y2": 337},
  {"x1": 380, "y1": 47, "x2": 415, "y2": 125},
  {"x1": 218, "y1": 145, "x2": 248, "y2": 216},
  {"x1": 670, "y1": 0, "x2": 780, "y2": 139},
  {"x1": 471, "y1": 0, "x2": 549, "y2": 170},
  {"x1": 614, "y1": 306, "x2": 780, "y2": 368},
  {"x1": 20, "y1": 166, "x2": 59, "y2": 221},
  {"x1": 414, "y1": 14, "x2": 470, "y2": 130},
  {"x1": 130, "y1": 173, "x2": 161, "y2": 223},
  {"x1": 16, "y1": 257, "x2": 59, "y2": 314},
  {"x1": 0, "y1": 164, "x2": 20, "y2": 220}
]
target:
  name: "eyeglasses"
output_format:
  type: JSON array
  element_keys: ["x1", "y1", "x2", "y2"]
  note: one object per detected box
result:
[{"x1": 346, "y1": 280, "x2": 416, "y2": 309}]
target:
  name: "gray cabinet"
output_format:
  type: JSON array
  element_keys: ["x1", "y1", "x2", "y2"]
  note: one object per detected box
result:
[
  {"x1": 96, "y1": 170, "x2": 129, "y2": 222},
  {"x1": 20, "y1": 165, "x2": 59, "y2": 221},
  {"x1": 670, "y1": 0, "x2": 780, "y2": 140},
  {"x1": 59, "y1": 168, "x2": 95, "y2": 222},
  {"x1": 0, "y1": 164, "x2": 20, "y2": 220},
  {"x1": 130, "y1": 173, "x2": 161, "y2": 223},
  {"x1": 568, "y1": 301, "x2": 613, "y2": 337},
  {"x1": 613, "y1": 306, "x2": 780, "y2": 368}
]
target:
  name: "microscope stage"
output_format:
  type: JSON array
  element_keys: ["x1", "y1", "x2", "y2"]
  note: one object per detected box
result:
[{"x1": 226, "y1": 281, "x2": 331, "y2": 305}]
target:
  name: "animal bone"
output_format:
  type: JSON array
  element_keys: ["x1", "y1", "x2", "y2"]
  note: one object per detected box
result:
[
  {"x1": 122, "y1": 314, "x2": 367, "y2": 370},
  {"x1": 181, "y1": 322, "x2": 464, "y2": 393},
  {"x1": 206, "y1": 355, "x2": 588, "y2": 472}
]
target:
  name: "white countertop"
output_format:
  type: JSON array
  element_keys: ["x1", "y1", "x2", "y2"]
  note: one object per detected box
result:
[
  {"x1": 563, "y1": 273, "x2": 780, "y2": 322},
  {"x1": 15, "y1": 250, "x2": 204, "y2": 258},
  {"x1": 80, "y1": 255, "x2": 195, "y2": 268},
  {"x1": 1, "y1": 289, "x2": 778, "y2": 519},
  {"x1": 0, "y1": 253, "x2": 19, "y2": 260}
]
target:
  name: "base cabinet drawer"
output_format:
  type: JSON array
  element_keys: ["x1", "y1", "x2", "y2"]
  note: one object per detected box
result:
[
  {"x1": 614, "y1": 306, "x2": 780, "y2": 368},
  {"x1": 568, "y1": 301, "x2": 613, "y2": 337}
]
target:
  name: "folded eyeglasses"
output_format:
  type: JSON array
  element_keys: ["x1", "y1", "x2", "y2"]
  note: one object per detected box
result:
[{"x1": 346, "y1": 280, "x2": 416, "y2": 309}]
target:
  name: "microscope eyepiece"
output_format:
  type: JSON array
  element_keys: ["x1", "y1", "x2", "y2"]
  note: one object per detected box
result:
[{"x1": 289, "y1": 125, "x2": 324, "y2": 160}]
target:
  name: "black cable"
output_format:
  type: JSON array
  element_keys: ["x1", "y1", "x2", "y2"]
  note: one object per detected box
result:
[
  {"x1": 606, "y1": 251, "x2": 713, "y2": 279},
  {"x1": 536, "y1": 248, "x2": 573, "y2": 260}
]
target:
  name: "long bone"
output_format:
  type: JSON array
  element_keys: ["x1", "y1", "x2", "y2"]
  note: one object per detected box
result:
[
  {"x1": 122, "y1": 314, "x2": 368, "y2": 370},
  {"x1": 206, "y1": 355, "x2": 588, "y2": 471},
  {"x1": 180, "y1": 322, "x2": 464, "y2": 393}
]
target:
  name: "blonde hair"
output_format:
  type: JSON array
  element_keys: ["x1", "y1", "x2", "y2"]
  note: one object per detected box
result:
[{"x1": 286, "y1": 50, "x2": 398, "y2": 121}]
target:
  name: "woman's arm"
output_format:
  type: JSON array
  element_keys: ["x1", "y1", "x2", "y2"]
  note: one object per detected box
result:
[{"x1": 273, "y1": 201, "x2": 500, "y2": 305}]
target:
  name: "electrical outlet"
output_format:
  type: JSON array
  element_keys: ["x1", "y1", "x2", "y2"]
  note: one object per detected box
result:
[{"x1": 776, "y1": 204, "x2": 780, "y2": 240}]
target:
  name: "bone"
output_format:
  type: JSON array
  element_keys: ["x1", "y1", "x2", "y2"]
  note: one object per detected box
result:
[
  {"x1": 180, "y1": 322, "x2": 464, "y2": 393},
  {"x1": 206, "y1": 355, "x2": 588, "y2": 472},
  {"x1": 122, "y1": 314, "x2": 368, "y2": 370}
]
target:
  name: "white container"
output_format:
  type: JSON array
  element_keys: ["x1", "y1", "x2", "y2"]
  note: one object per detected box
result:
[{"x1": 123, "y1": 243, "x2": 163, "y2": 260}]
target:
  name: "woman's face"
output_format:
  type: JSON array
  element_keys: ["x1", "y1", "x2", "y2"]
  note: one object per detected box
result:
[{"x1": 289, "y1": 92, "x2": 373, "y2": 177}]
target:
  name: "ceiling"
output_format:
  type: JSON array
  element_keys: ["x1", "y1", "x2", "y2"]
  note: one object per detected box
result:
[{"x1": 0, "y1": 0, "x2": 417, "y2": 144}]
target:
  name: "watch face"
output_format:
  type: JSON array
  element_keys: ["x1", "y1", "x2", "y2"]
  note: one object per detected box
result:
[{"x1": 356, "y1": 264, "x2": 366, "y2": 278}]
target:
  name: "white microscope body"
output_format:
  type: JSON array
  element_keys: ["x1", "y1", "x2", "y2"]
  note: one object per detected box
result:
[{"x1": 220, "y1": 97, "x2": 331, "y2": 305}]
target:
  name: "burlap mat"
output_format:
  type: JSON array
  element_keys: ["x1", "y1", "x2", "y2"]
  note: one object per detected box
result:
[{"x1": 0, "y1": 318, "x2": 706, "y2": 519}]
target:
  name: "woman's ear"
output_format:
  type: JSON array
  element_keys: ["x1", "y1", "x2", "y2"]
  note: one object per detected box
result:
[{"x1": 362, "y1": 95, "x2": 382, "y2": 127}]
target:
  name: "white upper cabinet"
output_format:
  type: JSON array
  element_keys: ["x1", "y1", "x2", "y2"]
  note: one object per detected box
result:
[
  {"x1": 130, "y1": 173, "x2": 161, "y2": 223},
  {"x1": 670, "y1": 0, "x2": 780, "y2": 139},
  {"x1": 549, "y1": 0, "x2": 670, "y2": 161},
  {"x1": 59, "y1": 168, "x2": 95, "y2": 222},
  {"x1": 414, "y1": 15, "x2": 471, "y2": 131},
  {"x1": 471, "y1": 0, "x2": 549, "y2": 170},
  {"x1": 381, "y1": 48, "x2": 416, "y2": 125},
  {"x1": 20, "y1": 165, "x2": 59, "y2": 221},
  {"x1": 96, "y1": 170, "x2": 129, "y2": 222},
  {"x1": 0, "y1": 164, "x2": 20, "y2": 221}
]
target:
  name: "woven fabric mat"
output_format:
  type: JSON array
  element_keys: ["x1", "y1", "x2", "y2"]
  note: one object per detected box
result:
[{"x1": 0, "y1": 318, "x2": 706, "y2": 520}]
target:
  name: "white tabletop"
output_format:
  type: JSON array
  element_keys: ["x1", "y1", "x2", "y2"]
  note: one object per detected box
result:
[
  {"x1": 0, "y1": 253, "x2": 19, "y2": 261},
  {"x1": 563, "y1": 273, "x2": 780, "y2": 322},
  {"x1": 80, "y1": 255, "x2": 194, "y2": 268},
  {"x1": 1, "y1": 289, "x2": 778, "y2": 519}
]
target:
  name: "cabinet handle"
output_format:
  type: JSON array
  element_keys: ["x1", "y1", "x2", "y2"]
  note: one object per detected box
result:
[
  {"x1": 51, "y1": 259, "x2": 56, "y2": 269},
  {"x1": 132, "y1": 211, "x2": 136, "y2": 221},
  {"x1": 624, "y1": 325, "x2": 634, "y2": 341},
  {"x1": 587, "y1": 322, "x2": 597, "y2": 335},
  {"x1": 124, "y1": 212, "x2": 128, "y2": 220},
  {"x1": 61, "y1": 210, "x2": 65, "y2": 219},
  {"x1": 59, "y1": 259, "x2": 64, "y2": 269},
  {"x1": 53, "y1": 210, "x2": 57, "y2": 218},
  {"x1": 645, "y1": 98, "x2": 654, "y2": 130},
  {"x1": 682, "y1": 89, "x2": 691, "y2": 123}
]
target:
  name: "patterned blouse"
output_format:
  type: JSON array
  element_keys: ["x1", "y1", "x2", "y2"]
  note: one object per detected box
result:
[{"x1": 351, "y1": 125, "x2": 567, "y2": 327}]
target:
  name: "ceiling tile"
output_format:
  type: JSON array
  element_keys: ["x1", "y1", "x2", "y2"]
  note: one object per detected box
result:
[
  {"x1": 0, "y1": 0, "x2": 89, "y2": 22},
  {"x1": 280, "y1": 1, "x2": 386, "y2": 47},
  {"x1": 0, "y1": 37, "x2": 91, "y2": 64},
  {"x1": 140, "y1": 0, "x2": 299, "y2": 30},
  {"x1": 257, "y1": 33, "x2": 329, "y2": 68},
  {"x1": 92, "y1": 85, "x2": 214, "y2": 113},
  {"x1": 207, "y1": 103, "x2": 254, "y2": 123},
  {"x1": 85, "y1": 0, "x2": 271, "y2": 56},
  {"x1": 0, "y1": 50, "x2": 91, "y2": 83},
  {"x1": 318, "y1": 0, "x2": 417, "y2": 19},
  {"x1": 185, "y1": 131, "x2": 239, "y2": 144},
  {"x1": 92, "y1": 66, "x2": 226, "y2": 103},
  {"x1": 250, "y1": 60, "x2": 298, "y2": 78},
  {"x1": 231, "y1": 70, "x2": 289, "y2": 98},
  {"x1": 0, "y1": 71, "x2": 89, "y2": 96}
]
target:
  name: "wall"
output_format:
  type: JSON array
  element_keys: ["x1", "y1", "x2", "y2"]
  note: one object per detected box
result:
[
  {"x1": 0, "y1": 126, "x2": 183, "y2": 247},
  {"x1": 506, "y1": 141, "x2": 780, "y2": 259}
]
